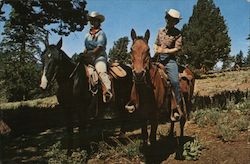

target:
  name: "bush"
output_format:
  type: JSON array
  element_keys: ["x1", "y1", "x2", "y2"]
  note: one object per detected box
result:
[
  {"x1": 183, "y1": 139, "x2": 203, "y2": 161},
  {"x1": 191, "y1": 108, "x2": 221, "y2": 127},
  {"x1": 45, "y1": 141, "x2": 88, "y2": 164},
  {"x1": 217, "y1": 116, "x2": 238, "y2": 142},
  {"x1": 232, "y1": 116, "x2": 249, "y2": 131},
  {"x1": 91, "y1": 139, "x2": 143, "y2": 162}
]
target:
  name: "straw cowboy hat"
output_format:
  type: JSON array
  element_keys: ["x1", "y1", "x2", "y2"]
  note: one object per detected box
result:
[
  {"x1": 166, "y1": 9, "x2": 182, "y2": 19},
  {"x1": 88, "y1": 11, "x2": 105, "y2": 23}
]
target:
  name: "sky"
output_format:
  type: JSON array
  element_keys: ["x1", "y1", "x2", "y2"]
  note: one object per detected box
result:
[{"x1": 0, "y1": 0, "x2": 249, "y2": 58}]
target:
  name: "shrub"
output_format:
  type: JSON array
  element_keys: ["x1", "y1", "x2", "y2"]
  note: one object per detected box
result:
[
  {"x1": 183, "y1": 139, "x2": 203, "y2": 161},
  {"x1": 191, "y1": 108, "x2": 221, "y2": 127},
  {"x1": 232, "y1": 116, "x2": 249, "y2": 131},
  {"x1": 45, "y1": 141, "x2": 88, "y2": 164},
  {"x1": 217, "y1": 116, "x2": 238, "y2": 142}
]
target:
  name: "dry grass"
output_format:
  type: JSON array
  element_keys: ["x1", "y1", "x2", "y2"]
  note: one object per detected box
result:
[
  {"x1": 194, "y1": 69, "x2": 250, "y2": 96},
  {"x1": 0, "y1": 96, "x2": 58, "y2": 110}
]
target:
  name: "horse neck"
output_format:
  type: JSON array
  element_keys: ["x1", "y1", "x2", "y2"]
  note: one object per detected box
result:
[{"x1": 56, "y1": 51, "x2": 76, "y2": 83}]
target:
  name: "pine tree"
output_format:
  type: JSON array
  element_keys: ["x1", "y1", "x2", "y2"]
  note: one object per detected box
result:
[
  {"x1": 0, "y1": 9, "x2": 44, "y2": 101},
  {"x1": 222, "y1": 55, "x2": 234, "y2": 69},
  {"x1": 0, "y1": 0, "x2": 89, "y2": 101},
  {"x1": 181, "y1": 0, "x2": 231, "y2": 70},
  {"x1": 0, "y1": 0, "x2": 88, "y2": 36},
  {"x1": 235, "y1": 50, "x2": 244, "y2": 67},
  {"x1": 108, "y1": 37, "x2": 130, "y2": 64},
  {"x1": 245, "y1": 34, "x2": 250, "y2": 66}
]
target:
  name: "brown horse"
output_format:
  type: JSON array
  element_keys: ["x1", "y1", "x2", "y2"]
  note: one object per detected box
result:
[
  {"x1": 126, "y1": 29, "x2": 166, "y2": 146},
  {"x1": 126, "y1": 29, "x2": 195, "y2": 145}
]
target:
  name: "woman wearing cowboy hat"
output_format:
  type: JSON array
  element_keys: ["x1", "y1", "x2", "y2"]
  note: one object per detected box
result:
[
  {"x1": 84, "y1": 11, "x2": 112, "y2": 102},
  {"x1": 154, "y1": 9, "x2": 183, "y2": 118}
]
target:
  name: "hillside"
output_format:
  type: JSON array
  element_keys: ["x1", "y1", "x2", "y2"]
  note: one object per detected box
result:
[{"x1": 194, "y1": 69, "x2": 250, "y2": 96}]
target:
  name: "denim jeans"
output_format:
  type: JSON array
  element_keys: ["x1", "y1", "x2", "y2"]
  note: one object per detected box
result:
[{"x1": 165, "y1": 59, "x2": 181, "y2": 104}]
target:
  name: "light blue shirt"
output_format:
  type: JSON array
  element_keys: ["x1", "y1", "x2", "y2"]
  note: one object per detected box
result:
[{"x1": 84, "y1": 29, "x2": 107, "y2": 59}]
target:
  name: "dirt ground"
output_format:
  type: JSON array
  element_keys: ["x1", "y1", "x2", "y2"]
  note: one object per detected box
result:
[
  {"x1": 1, "y1": 120, "x2": 249, "y2": 164},
  {"x1": 159, "y1": 122, "x2": 250, "y2": 164}
]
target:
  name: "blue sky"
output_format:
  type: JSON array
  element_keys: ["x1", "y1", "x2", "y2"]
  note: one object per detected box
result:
[{"x1": 0, "y1": 0, "x2": 249, "y2": 58}]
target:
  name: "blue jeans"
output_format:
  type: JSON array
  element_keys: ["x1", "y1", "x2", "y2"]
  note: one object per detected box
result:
[{"x1": 165, "y1": 59, "x2": 181, "y2": 104}]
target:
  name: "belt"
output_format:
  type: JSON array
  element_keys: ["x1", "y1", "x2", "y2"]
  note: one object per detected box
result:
[{"x1": 160, "y1": 56, "x2": 176, "y2": 65}]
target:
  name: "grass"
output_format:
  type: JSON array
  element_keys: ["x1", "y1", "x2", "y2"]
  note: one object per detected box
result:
[
  {"x1": 194, "y1": 69, "x2": 250, "y2": 96},
  {"x1": 45, "y1": 141, "x2": 88, "y2": 164},
  {"x1": 0, "y1": 96, "x2": 58, "y2": 110},
  {"x1": 191, "y1": 99, "x2": 250, "y2": 142}
]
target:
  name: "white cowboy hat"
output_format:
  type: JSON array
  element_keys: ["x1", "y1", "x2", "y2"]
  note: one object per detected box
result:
[
  {"x1": 87, "y1": 11, "x2": 105, "y2": 23},
  {"x1": 166, "y1": 9, "x2": 182, "y2": 19}
]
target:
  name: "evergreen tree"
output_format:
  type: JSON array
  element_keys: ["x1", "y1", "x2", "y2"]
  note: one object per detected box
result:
[
  {"x1": 108, "y1": 37, "x2": 130, "y2": 64},
  {"x1": 222, "y1": 55, "x2": 234, "y2": 69},
  {"x1": 235, "y1": 50, "x2": 244, "y2": 67},
  {"x1": 0, "y1": 0, "x2": 89, "y2": 101},
  {"x1": 0, "y1": 9, "x2": 44, "y2": 101},
  {"x1": 245, "y1": 34, "x2": 250, "y2": 66},
  {"x1": 0, "y1": 0, "x2": 88, "y2": 36},
  {"x1": 181, "y1": 0, "x2": 231, "y2": 70}
]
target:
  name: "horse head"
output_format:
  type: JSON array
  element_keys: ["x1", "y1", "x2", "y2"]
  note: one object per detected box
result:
[
  {"x1": 130, "y1": 29, "x2": 150, "y2": 84},
  {"x1": 40, "y1": 38, "x2": 63, "y2": 90}
]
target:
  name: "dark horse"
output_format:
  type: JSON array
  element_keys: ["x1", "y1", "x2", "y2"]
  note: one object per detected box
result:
[
  {"x1": 126, "y1": 29, "x2": 195, "y2": 146},
  {"x1": 40, "y1": 38, "x2": 133, "y2": 153}
]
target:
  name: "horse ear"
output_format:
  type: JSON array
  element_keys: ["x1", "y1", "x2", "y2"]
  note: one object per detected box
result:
[
  {"x1": 144, "y1": 29, "x2": 150, "y2": 43},
  {"x1": 131, "y1": 29, "x2": 137, "y2": 41},
  {"x1": 57, "y1": 37, "x2": 63, "y2": 49}
]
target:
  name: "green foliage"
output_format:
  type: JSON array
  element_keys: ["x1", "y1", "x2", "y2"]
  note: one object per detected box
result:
[
  {"x1": 1, "y1": 51, "x2": 41, "y2": 101},
  {"x1": 183, "y1": 139, "x2": 203, "y2": 161},
  {"x1": 217, "y1": 116, "x2": 238, "y2": 142},
  {"x1": 1, "y1": 0, "x2": 88, "y2": 36},
  {"x1": 191, "y1": 108, "x2": 221, "y2": 127},
  {"x1": 180, "y1": 0, "x2": 231, "y2": 70},
  {"x1": 108, "y1": 37, "x2": 130, "y2": 64},
  {"x1": 45, "y1": 142, "x2": 88, "y2": 164},
  {"x1": 244, "y1": 34, "x2": 250, "y2": 66},
  {"x1": 235, "y1": 50, "x2": 244, "y2": 67},
  {"x1": 93, "y1": 139, "x2": 142, "y2": 161},
  {"x1": 0, "y1": 0, "x2": 88, "y2": 101},
  {"x1": 232, "y1": 116, "x2": 249, "y2": 131},
  {"x1": 222, "y1": 55, "x2": 234, "y2": 70}
]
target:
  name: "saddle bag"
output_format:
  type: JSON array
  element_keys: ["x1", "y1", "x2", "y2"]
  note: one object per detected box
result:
[{"x1": 109, "y1": 63, "x2": 127, "y2": 79}]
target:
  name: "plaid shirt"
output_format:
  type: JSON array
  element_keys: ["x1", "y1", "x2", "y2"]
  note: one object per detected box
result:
[{"x1": 155, "y1": 27, "x2": 182, "y2": 50}]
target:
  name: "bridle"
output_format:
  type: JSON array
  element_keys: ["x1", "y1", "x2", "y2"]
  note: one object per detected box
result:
[{"x1": 131, "y1": 38, "x2": 151, "y2": 85}]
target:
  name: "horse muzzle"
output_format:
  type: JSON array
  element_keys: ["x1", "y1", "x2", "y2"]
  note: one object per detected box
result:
[{"x1": 132, "y1": 69, "x2": 146, "y2": 84}]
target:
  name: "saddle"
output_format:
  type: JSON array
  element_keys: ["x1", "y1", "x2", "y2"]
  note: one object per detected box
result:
[{"x1": 85, "y1": 63, "x2": 128, "y2": 95}]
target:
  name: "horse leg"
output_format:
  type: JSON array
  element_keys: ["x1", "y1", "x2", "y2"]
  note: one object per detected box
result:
[
  {"x1": 149, "y1": 118, "x2": 158, "y2": 145},
  {"x1": 78, "y1": 105, "x2": 89, "y2": 151},
  {"x1": 169, "y1": 121, "x2": 175, "y2": 137},
  {"x1": 65, "y1": 107, "x2": 73, "y2": 155},
  {"x1": 141, "y1": 120, "x2": 148, "y2": 146}
]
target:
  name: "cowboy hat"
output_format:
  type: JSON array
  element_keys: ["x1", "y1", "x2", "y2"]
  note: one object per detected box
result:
[
  {"x1": 166, "y1": 9, "x2": 182, "y2": 19},
  {"x1": 87, "y1": 11, "x2": 105, "y2": 23}
]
